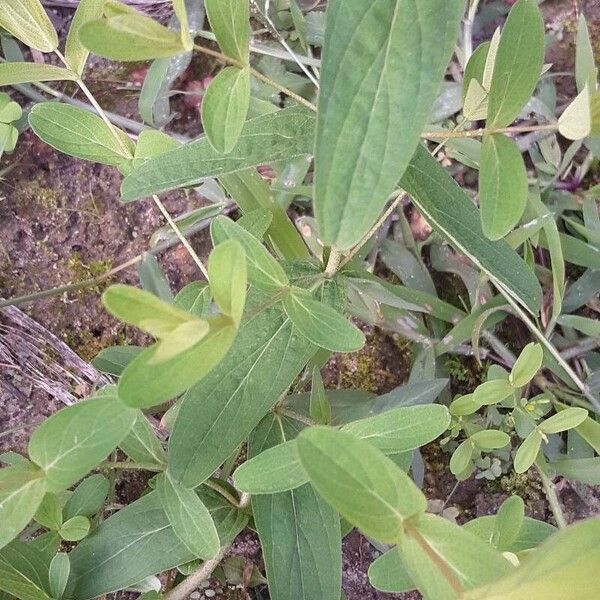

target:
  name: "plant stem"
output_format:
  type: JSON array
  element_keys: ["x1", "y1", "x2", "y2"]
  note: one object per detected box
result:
[
  {"x1": 164, "y1": 546, "x2": 228, "y2": 600},
  {"x1": 537, "y1": 464, "x2": 567, "y2": 529},
  {"x1": 276, "y1": 406, "x2": 315, "y2": 426},
  {"x1": 193, "y1": 44, "x2": 317, "y2": 112},
  {"x1": 99, "y1": 461, "x2": 165, "y2": 472},
  {"x1": 204, "y1": 478, "x2": 244, "y2": 508},
  {"x1": 421, "y1": 123, "x2": 557, "y2": 139},
  {"x1": 324, "y1": 248, "x2": 342, "y2": 277}
]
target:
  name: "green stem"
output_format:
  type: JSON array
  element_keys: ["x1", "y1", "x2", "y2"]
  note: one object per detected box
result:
[
  {"x1": 324, "y1": 248, "x2": 342, "y2": 277},
  {"x1": 99, "y1": 461, "x2": 165, "y2": 472},
  {"x1": 204, "y1": 478, "x2": 243, "y2": 508},
  {"x1": 537, "y1": 463, "x2": 567, "y2": 529}
]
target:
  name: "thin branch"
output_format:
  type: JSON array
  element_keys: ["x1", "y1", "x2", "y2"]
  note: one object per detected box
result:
[
  {"x1": 422, "y1": 123, "x2": 557, "y2": 139},
  {"x1": 99, "y1": 460, "x2": 165, "y2": 472},
  {"x1": 537, "y1": 463, "x2": 567, "y2": 529}
]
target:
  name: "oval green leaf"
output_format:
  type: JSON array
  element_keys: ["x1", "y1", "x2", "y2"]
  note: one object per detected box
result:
[
  {"x1": 509, "y1": 342, "x2": 543, "y2": 387},
  {"x1": 0, "y1": 0, "x2": 58, "y2": 52},
  {"x1": 514, "y1": 430, "x2": 542, "y2": 474},
  {"x1": 205, "y1": 0, "x2": 249, "y2": 63},
  {"x1": 539, "y1": 407, "x2": 588, "y2": 435},
  {"x1": 208, "y1": 240, "x2": 247, "y2": 325}
]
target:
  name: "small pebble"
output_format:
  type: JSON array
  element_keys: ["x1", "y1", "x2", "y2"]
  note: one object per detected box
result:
[
  {"x1": 189, "y1": 592, "x2": 201, "y2": 600},
  {"x1": 205, "y1": 590, "x2": 216, "y2": 598}
]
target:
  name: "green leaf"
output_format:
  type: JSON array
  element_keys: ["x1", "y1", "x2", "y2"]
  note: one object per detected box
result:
[
  {"x1": 91, "y1": 345, "x2": 143, "y2": 376},
  {"x1": 576, "y1": 14, "x2": 597, "y2": 92},
  {"x1": 0, "y1": 541, "x2": 52, "y2": 600},
  {"x1": 27, "y1": 389, "x2": 136, "y2": 492},
  {"x1": 0, "y1": 63, "x2": 77, "y2": 86},
  {"x1": 201, "y1": 67, "x2": 250, "y2": 154},
  {"x1": 510, "y1": 342, "x2": 544, "y2": 387},
  {"x1": 487, "y1": 0, "x2": 544, "y2": 127},
  {"x1": 63, "y1": 474, "x2": 110, "y2": 520},
  {"x1": 514, "y1": 430, "x2": 542, "y2": 474},
  {"x1": 0, "y1": 0, "x2": 58, "y2": 51},
  {"x1": 208, "y1": 240, "x2": 247, "y2": 325},
  {"x1": 249, "y1": 414, "x2": 341, "y2": 600},
  {"x1": 297, "y1": 427, "x2": 426, "y2": 543},
  {"x1": 464, "y1": 518, "x2": 600, "y2": 600},
  {"x1": 341, "y1": 404, "x2": 450, "y2": 454},
  {"x1": 117, "y1": 316, "x2": 237, "y2": 407},
  {"x1": 552, "y1": 457, "x2": 600, "y2": 485},
  {"x1": 399, "y1": 514, "x2": 511, "y2": 600},
  {"x1": 400, "y1": 145, "x2": 542, "y2": 314},
  {"x1": 133, "y1": 129, "x2": 182, "y2": 169},
  {"x1": 539, "y1": 408, "x2": 588, "y2": 435},
  {"x1": 34, "y1": 493, "x2": 63, "y2": 530},
  {"x1": 211, "y1": 215, "x2": 288, "y2": 293},
  {"x1": 68, "y1": 492, "x2": 195, "y2": 600},
  {"x1": 59, "y1": 515, "x2": 90, "y2": 541},
  {"x1": 79, "y1": 13, "x2": 186, "y2": 61},
  {"x1": 49, "y1": 553, "x2": 69, "y2": 600},
  {"x1": 0, "y1": 463, "x2": 46, "y2": 551},
  {"x1": 233, "y1": 440, "x2": 307, "y2": 494},
  {"x1": 283, "y1": 287, "x2": 365, "y2": 352},
  {"x1": 168, "y1": 304, "x2": 315, "y2": 487},
  {"x1": 450, "y1": 440, "x2": 474, "y2": 476},
  {"x1": 493, "y1": 495, "x2": 525, "y2": 550},
  {"x1": 197, "y1": 484, "x2": 248, "y2": 546},
  {"x1": 463, "y1": 42, "x2": 490, "y2": 103},
  {"x1": 174, "y1": 281, "x2": 212, "y2": 317},
  {"x1": 172, "y1": 0, "x2": 193, "y2": 51},
  {"x1": 138, "y1": 253, "x2": 173, "y2": 302},
  {"x1": 314, "y1": 0, "x2": 463, "y2": 250},
  {"x1": 157, "y1": 472, "x2": 220, "y2": 559},
  {"x1": 121, "y1": 106, "x2": 316, "y2": 201},
  {"x1": 470, "y1": 429, "x2": 511, "y2": 450},
  {"x1": 310, "y1": 367, "x2": 331, "y2": 424},
  {"x1": 64, "y1": 0, "x2": 104, "y2": 74},
  {"x1": 205, "y1": 0, "x2": 249, "y2": 63},
  {"x1": 558, "y1": 85, "x2": 592, "y2": 140},
  {"x1": 28, "y1": 103, "x2": 134, "y2": 168},
  {"x1": 480, "y1": 134, "x2": 529, "y2": 240},
  {"x1": 368, "y1": 548, "x2": 414, "y2": 593},
  {"x1": 449, "y1": 394, "x2": 481, "y2": 416},
  {"x1": 473, "y1": 379, "x2": 514, "y2": 406},
  {"x1": 119, "y1": 413, "x2": 167, "y2": 466}
]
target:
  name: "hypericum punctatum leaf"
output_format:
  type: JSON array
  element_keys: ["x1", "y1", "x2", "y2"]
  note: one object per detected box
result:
[
  {"x1": 64, "y1": 0, "x2": 104, "y2": 75},
  {"x1": 480, "y1": 133, "x2": 529, "y2": 240},
  {"x1": 450, "y1": 439, "x2": 474, "y2": 476},
  {"x1": 0, "y1": 0, "x2": 58, "y2": 52},
  {"x1": 509, "y1": 342, "x2": 543, "y2": 387},
  {"x1": 575, "y1": 14, "x2": 597, "y2": 93},
  {"x1": 205, "y1": 0, "x2": 249, "y2": 63},
  {"x1": 49, "y1": 553, "x2": 70, "y2": 600},
  {"x1": 0, "y1": 540, "x2": 53, "y2": 600},
  {"x1": 368, "y1": 548, "x2": 414, "y2": 593},
  {"x1": 538, "y1": 408, "x2": 588, "y2": 435},
  {"x1": 63, "y1": 474, "x2": 110, "y2": 520},
  {"x1": 492, "y1": 495, "x2": 525, "y2": 550},
  {"x1": 470, "y1": 430, "x2": 511, "y2": 450},
  {"x1": 34, "y1": 493, "x2": 63, "y2": 530},
  {"x1": 59, "y1": 516, "x2": 90, "y2": 542},
  {"x1": 473, "y1": 379, "x2": 514, "y2": 406},
  {"x1": 0, "y1": 63, "x2": 78, "y2": 86},
  {"x1": 487, "y1": 0, "x2": 544, "y2": 127},
  {"x1": 514, "y1": 430, "x2": 542, "y2": 473},
  {"x1": 558, "y1": 84, "x2": 592, "y2": 141},
  {"x1": 310, "y1": 366, "x2": 331, "y2": 425}
]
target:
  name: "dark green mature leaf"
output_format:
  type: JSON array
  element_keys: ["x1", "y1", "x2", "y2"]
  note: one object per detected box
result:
[
  {"x1": 63, "y1": 474, "x2": 109, "y2": 520},
  {"x1": 197, "y1": 485, "x2": 249, "y2": 546},
  {"x1": 0, "y1": 0, "x2": 58, "y2": 52},
  {"x1": 49, "y1": 553, "x2": 70, "y2": 600},
  {"x1": 314, "y1": 0, "x2": 463, "y2": 250},
  {"x1": 369, "y1": 548, "x2": 415, "y2": 593},
  {"x1": 68, "y1": 492, "x2": 195, "y2": 600},
  {"x1": 64, "y1": 0, "x2": 104, "y2": 74},
  {"x1": 91, "y1": 345, "x2": 143, "y2": 376},
  {"x1": 79, "y1": 13, "x2": 186, "y2": 61},
  {"x1": 34, "y1": 493, "x2": 63, "y2": 530},
  {"x1": 283, "y1": 287, "x2": 365, "y2": 352},
  {"x1": 28, "y1": 389, "x2": 136, "y2": 492},
  {"x1": 480, "y1": 134, "x2": 528, "y2": 240},
  {"x1": 201, "y1": 67, "x2": 250, "y2": 154},
  {"x1": 487, "y1": 0, "x2": 544, "y2": 127},
  {"x1": 169, "y1": 304, "x2": 315, "y2": 487},
  {"x1": 120, "y1": 106, "x2": 316, "y2": 201},
  {"x1": 29, "y1": 104, "x2": 134, "y2": 168},
  {"x1": 157, "y1": 473, "x2": 220, "y2": 559},
  {"x1": 205, "y1": 0, "x2": 249, "y2": 63},
  {"x1": 138, "y1": 253, "x2": 174, "y2": 302},
  {"x1": 0, "y1": 541, "x2": 52, "y2": 600},
  {"x1": 400, "y1": 145, "x2": 542, "y2": 314},
  {"x1": 119, "y1": 412, "x2": 167, "y2": 466},
  {"x1": 250, "y1": 414, "x2": 341, "y2": 600},
  {"x1": 297, "y1": 427, "x2": 426, "y2": 542},
  {"x1": 0, "y1": 463, "x2": 46, "y2": 551},
  {"x1": 0, "y1": 63, "x2": 77, "y2": 86}
]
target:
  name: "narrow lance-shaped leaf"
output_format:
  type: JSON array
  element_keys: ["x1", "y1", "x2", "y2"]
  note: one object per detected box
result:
[
  {"x1": 0, "y1": 0, "x2": 58, "y2": 52},
  {"x1": 172, "y1": 0, "x2": 193, "y2": 50},
  {"x1": 297, "y1": 427, "x2": 426, "y2": 543},
  {"x1": 480, "y1": 133, "x2": 529, "y2": 240},
  {"x1": 64, "y1": 0, "x2": 104, "y2": 75},
  {"x1": 487, "y1": 0, "x2": 544, "y2": 127},
  {"x1": 558, "y1": 85, "x2": 592, "y2": 141},
  {"x1": 49, "y1": 553, "x2": 70, "y2": 600},
  {"x1": 0, "y1": 63, "x2": 78, "y2": 86},
  {"x1": 314, "y1": 0, "x2": 464, "y2": 250}
]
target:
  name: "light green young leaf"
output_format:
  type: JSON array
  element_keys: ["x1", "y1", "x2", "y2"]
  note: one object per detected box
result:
[
  {"x1": 341, "y1": 404, "x2": 450, "y2": 454},
  {"x1": 314, "y1": 0, "x2": 464, "y2": 250},
  {"x1": 450, "y1": 440, "x2": 473, "y2": 476},
  {"x1": 172, "y1": 0, "x2": 193, "y2": 50},
  {"x1": 368, "y1": 548, "x2": 414, "y2": 593},
  {"x1": 79, "y1": 13, "x2": 186, "y2": 61},
  {"x1": 0, "y1": 541, "x2": 52, "y2": 600},
  {"x1": 514, "y1": 430, "x2": 542, "y2": 473},
  {"x1": 0, "y1": 0, "x2": 58, "y2": 52},
  {"x1": 400, "y1": 145, "x2": 542, "y2": 314},
  {"x1": 558, "y1": 85, "x2": 592, "y2": 140},
  {"x1": 0, "y1": 463, "x2": 46, "y2": 551},
  {"x1": 64, "y1": 0, "x2": 104, "y2": 74},
  {"x1": 480, "y1": 133, "x2": 529, "y2": 240},
  {"x1": 157, "y1": 472, "x2": 220, "y2": 559},
  {"x1": 482, "y1": 28, "x2": 501, "y2": 92},
  {"x1": 119, "y1": 413, "x2": 167, "y2": 467},
  {"x1": 49, "y1": 553, "x2": 70, "y2": 600},
  {"x1": 509, "y1": 342, "x2": 543, "y2": 387},
  {"x1": 133, "y1": 129, "x2": 182, "y2": 168},
  {"x1": 470, "y1": 429, "x2": 511, "y2": 450},
  {"x1": 399, "y1": 514, "x2": 511, "y2": 600},
  {"x1": 205, "y1": 0, "x2": 249, "y2": 63},
  {"x1": 208, "y1": 240, "x2": 247, "y2": 325},
  {"x1": 27, "y1": 390, "x2": 136, "y2": 492},
  {"x1": 283, "y1": 287, "x2": 365, "y2": 353},
  {"x1": 493, "y1": 495, "x2": 525, "y2": 550},
  {"x1": 58, "y1": 516, "x2": 89, "y2": 541},
  {"x1": 576, "y1": 14, "x2": 597, "y2": 92},
  {"x1": 473, "y1": 379, "x2": 514, "y2": 406},
  {"x1": 211, "y1": 215, "x2": 288, "y2": 293},
  {"x1": 539, "y1": 407, "x2": 588, "y2": 435},
  {"x1": 121, "y1": 106, "x2": 315, "y2": 201},
  {"x1": 297, "y1": 427, "x2": 426, "y2": 543},
  {"x1": 63, "y1": 474, "x2": 110, "y2": 520},
  {"x1": 201, "y1": 66, "x2": 250, "y2": 154},
  {"x1": 487, "y1": 0, "x2": 544, "y2": 127},
  {"x1": 449, "y1": 393, "x2": 481, "y2": 416},
  {"x1": 28, "y1": 103, "x2": 134, "y2": 168},
  {"x1": 310, "y1": 366, "x2": 331, "y2": 424},
  {"x1": 462, "y1": 41, "x2": 489, "y2": 102},
  {"x1": 464, "y1": 518, "x2": 600, "y2": 600},
  {"x1": 0, "y1": 63, "x2": 78, "y2": 86},
  {"x1": 34, "y1": 493, "x2": 63, "y2": 530}
]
